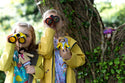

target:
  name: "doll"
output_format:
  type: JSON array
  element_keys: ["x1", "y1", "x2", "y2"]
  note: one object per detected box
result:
[
  {"x1": 103, "y1": 27, "x2": 115, "y2": 40},
  {"x1": 56, "y1": 37, "x2": 70, "y2": 50},
  {"x1": 18, "y1": 50, "x2": 34, "y2": 67}
]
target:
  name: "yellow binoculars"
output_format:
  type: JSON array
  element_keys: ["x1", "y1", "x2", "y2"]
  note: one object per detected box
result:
[{"x1": 8, "y1": 32, "x2": 26, "y2": 44}]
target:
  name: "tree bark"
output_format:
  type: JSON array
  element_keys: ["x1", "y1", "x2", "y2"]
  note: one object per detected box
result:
[
  {"x1": 35, "y1": 0, "x2": 125, "y2": 82},
  {"x1": 90, "y1": 0, "x2": 94, "y2": 4},
  {"x1": 35, "y1": 0, "x2": 104, "y2": 51}
]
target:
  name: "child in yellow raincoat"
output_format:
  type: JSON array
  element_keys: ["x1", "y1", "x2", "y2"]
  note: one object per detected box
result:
[
  {"x1": 38, "y1": 9, "x2": 85, "y2": 83},
  {"x1": 0, "y1": 22, "x2": 44, "y2": 83}
]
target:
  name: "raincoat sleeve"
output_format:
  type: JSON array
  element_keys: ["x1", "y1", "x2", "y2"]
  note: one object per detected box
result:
[
  {"x1": 33, "y1": 56, "x2": 44, "y2": 79},
  {"x1": 0, "y1": 42, "x2": 15, "y2": 71},
  {"x1": 38, "y1": 28, "x2": 55, "y2": 59},
  {"x1": 64, "y1": 37, "x2": 85, "y2": 68}
]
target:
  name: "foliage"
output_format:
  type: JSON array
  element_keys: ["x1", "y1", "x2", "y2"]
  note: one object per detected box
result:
[
  {"x1": 0, "y1": 0, "x2": 43, "y2": 81},
  {"x1": 96, "y1": 2, "x2": 125, "y2": 28},
  {"x1": 77, "y1": 41, "x2": 125, "y2": 82},
  {"x1": 0, "y1": 71, "x2": 5, "y2": 83},
  {"x1": 0, "y1": 0, "x2": 43, "y2": 42}
]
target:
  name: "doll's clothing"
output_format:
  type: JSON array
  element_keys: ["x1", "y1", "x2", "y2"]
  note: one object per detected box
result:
[
  {"x1": 19, "y1": 54, "x2": 31, "y2": 64},
  {"x1": 54, "y1": 38, "x2": 67, "y2": 83}
]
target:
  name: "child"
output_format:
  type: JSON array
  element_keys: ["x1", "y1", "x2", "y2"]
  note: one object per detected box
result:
[
  {"x1": 38, "y1": 9, "x2": 85, "y2": 83},
  {"x1": 0, "y1": 22, "x2": 44, "y2": 83}
]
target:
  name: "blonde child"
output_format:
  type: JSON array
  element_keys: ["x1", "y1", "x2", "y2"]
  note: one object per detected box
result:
[
  {"x1": 38, "y1": 9, "x2": 85, "y2": 83},
  {"x1": 0, "y1": 22, "x2": 44, "y2": 83}
]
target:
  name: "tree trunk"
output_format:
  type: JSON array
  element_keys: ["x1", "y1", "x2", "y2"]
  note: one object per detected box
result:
[
  {"x1": 35, "y1": 0, "x2": 104, "y2": 52},
  {"x1": 35, "y1": 0, "x2": 125, "y2": 82},
  {"x1": 35, "y1": 0, "x2": 105, "y2": 82}
]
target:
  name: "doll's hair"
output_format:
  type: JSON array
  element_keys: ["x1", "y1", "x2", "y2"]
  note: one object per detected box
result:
[
  {"x1": 58, "y1": 37, "x2": 65, "y2": 42},
  {"x1": 12, "y1": 22, "x2": 36, "y2": 51}
]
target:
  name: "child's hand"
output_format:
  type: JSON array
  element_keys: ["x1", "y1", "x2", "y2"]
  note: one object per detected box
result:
[
  {"x1": 44, "y1": 22, "x2": 56, "y2": 30},
  {"x1": 7, "y1": 34, "x2": 13, "y2": 42},
  {"x1": 59, "y1": 48, "x2": 72, "y2": 60},
  {"x1": 25, "y1": 65, "x2": 35, "y2": 74}
]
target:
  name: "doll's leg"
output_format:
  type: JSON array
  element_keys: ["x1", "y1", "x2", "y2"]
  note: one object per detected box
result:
[{"x1": 23, "y1": 61, "x2": 31, "y2": 67}]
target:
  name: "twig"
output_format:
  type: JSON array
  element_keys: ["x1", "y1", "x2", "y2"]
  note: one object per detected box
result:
[{"x1": 89, "y1": 16, "x2": 93, "y2": 52}]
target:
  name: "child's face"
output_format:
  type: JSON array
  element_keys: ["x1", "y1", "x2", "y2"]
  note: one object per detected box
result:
[
  {"x1": 45, "y1": 13, "x2": 64, "y2": 32},
  {"x1": 16, "y1": 27, "x2": 32, "y2": 49}
]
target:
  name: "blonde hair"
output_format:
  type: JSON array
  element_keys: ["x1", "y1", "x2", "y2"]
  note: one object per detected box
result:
[
  {"x1": 42, "y1": 9, "x2": 67, "y2": 36},
  {"x1": 12, "y1": 22, "x2": 36, "y2": 51},
  {"x1": 42, "y1": 9, "x2": 64, "y2": 21},
  {"x1": 42, "y1": 9, "x2": 64, "y2": 27}
]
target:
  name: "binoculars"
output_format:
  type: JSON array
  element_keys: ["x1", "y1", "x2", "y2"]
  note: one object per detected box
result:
[
  {"x1": 8, "y1": 32, "x2": 26, "y2": 44},
  {"x1": 45, "y1": 15, "x2": 60, "y2": 26}
]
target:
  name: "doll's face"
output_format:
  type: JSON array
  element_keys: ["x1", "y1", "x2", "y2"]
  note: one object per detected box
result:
[
  {"x1": 60, "y1": 39, "x2": 65, "y2": 42},
  {"x1": 16, "y1": 27, "x2": 32, "y2": 49},
  {"x1": 45, "y1": 12, "x2": 64, "y2": 32}
]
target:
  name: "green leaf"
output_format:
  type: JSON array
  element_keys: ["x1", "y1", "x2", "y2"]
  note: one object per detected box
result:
[
  {"x1": 94, "y1": 80, "x2": 98, "y2": 83},
  {"x1": 116, "y1": 74, "x2": 120, "y2": 79},
  {"x1": 124, "y1": 71, "x2": 125, "y2": 74},
  {"x1": 85, "y1": 51, "x2": 90, "y2": 55},
  {"x1": 96, "y1": 46, "x2": 100, "y2": 50},
  {"x1": 105, "y1": 76, "x2": 109, "y2": 80},
  {"x1": 114, "y1": 58, "x2": 120, "y2": 65},
  {"x1": 109, "y1": 61, "x2": 113, "y2": 65},
  {"x1": 94, "y1": 49, "x2": 98, "y2": 53},
  {"x1": 102, "y1": 70, "x2": 106, "y2": 73},
  {"x1": 118, "y1": 80, "x2": 122, "y2": 83},
  {"x1": 116, "y1": 69, "x2": 121, "y2": 74},
  {"x1": 77, "y1": 75, "x2": 81, "y2": 79},
  {"x1": 84, "y1": 72, "x2": 88, "y2": 76},
  {"x1": 85, "y1": 79, "x2": 90, "y2": 83},
  {"x1": 111, "y1": 69, "x2": 115, "y2": 74},
  {"x1": 122, "y1": 54, "x2": 125, "y2": 60}
]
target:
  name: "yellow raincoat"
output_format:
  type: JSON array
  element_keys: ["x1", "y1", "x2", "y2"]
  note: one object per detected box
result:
[
  {"x1": 0, "y1": 42, "x2": 44, "y2": 83},
  {"x1": 38, "y1": 28, "x2": 85, "y2": 83}
]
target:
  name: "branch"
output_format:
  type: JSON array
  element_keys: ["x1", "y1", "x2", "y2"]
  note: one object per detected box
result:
[
  {"x1": 111, "y1": 23, "x2": 125, "y2": 53},
  {"x1": 35, "y1": 0, "x2": 43, "y2": 15},
  {"x1": 89, "y1": 16, "x2": 93, "y2": 52}
]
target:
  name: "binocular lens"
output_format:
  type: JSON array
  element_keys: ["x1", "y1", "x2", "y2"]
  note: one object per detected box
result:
[
  {"x1": 53, "y1": 16, "x2": 60, "y2": 23},
  {"x1": 8, "y1": 32, "x2": 26, "y2": 44},
  {"x1": 8, "y1": 36, "x2": 16, "y2": 43},
  {"x1": 18, "y1": 37, "x2": 26, "y2": 44},
  {"x1": 45, "y1": 18, "x2": 53, "y2": 25},
  {"x1": 45, "y1": 15, "x2": 60, "y2": 26}
]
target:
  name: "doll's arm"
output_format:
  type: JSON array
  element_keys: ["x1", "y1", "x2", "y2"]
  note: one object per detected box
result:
[
  {"x1": 18, "y1": 55, "x2": 22, "y2": 64},
  {"x1": 0, "y1": 42, "x2": 15, "y2": 71},
  {"x1": 65, "y1": 43, "x2": 70, "y2": 48},
  {"x1": 23, "y1": 52, "x2": 34, "y2": 57},
  {"x1": 38, "y1": 28, "x2": 55, "y2": 59},
  {"x1": 56, "y1": 43, "x2": 61, "y2": 49}
]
